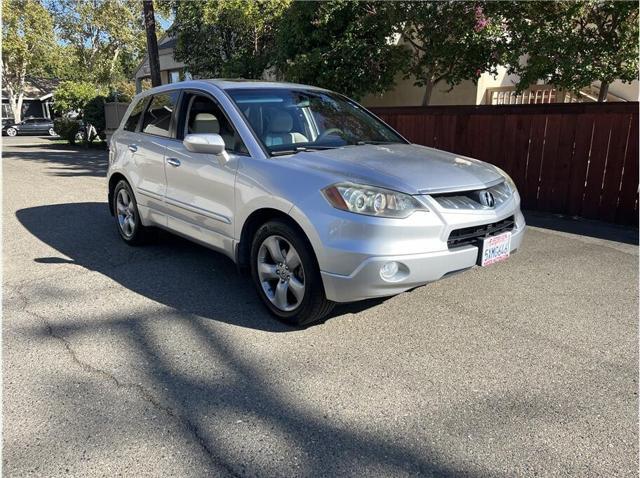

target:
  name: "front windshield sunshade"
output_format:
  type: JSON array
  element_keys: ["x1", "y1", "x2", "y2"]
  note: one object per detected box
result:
[{"x1": 227, "y1": 88, "x2": 406, "y2": 155}]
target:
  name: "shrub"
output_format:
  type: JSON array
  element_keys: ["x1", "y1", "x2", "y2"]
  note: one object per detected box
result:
[
  {"x1": 84, "y1": 95, "x2": 107, "y2": 141},
  {"x1": 53, "y1": 81, "x2": 104, "y2": 116},
  {"x1": 108, "y1": 81, "x2": 136, "y2": 103},
  {"x1": 53, "y1": 118, "x2": 81, "y2": 145}
]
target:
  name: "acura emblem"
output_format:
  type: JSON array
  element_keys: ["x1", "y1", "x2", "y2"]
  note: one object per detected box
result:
[{"x1": 479, "y1": 191, "x2": 495, "y2": 208}]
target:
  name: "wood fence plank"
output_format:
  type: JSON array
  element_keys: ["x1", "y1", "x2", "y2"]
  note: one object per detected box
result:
[
  {"x1": 549, "y1": 114, "x2": 578, "y2": 213},
  {"x1": 523, "y1": 114, "x2": 548, "y2": 210},
  {"x1": 421, "y1": 114, "x2": 436, "y2": 147},
  {"x1": 582, "y1": 114, "x2": 615, "y2": 219},
  {"x1": 501, "y1": 115, "x2": 519, "y2": 174},
  {"x1": 616, "y1": 113, "x2": 639, "y2": 225},
  {"x1": 488, "y1": 114, "x2": 507, "y2": 169},
  {"x1": 599, "y1": 113, "x2": 632, "y2": 222},
  {"x1": 537, "y1": 115, "x2": 563, "y2": 212},
  {"x1": 509, "y1": 114, "x2": 533, "y2": 193},
  {"x1": 566, "y1": 114, "x2": 595, "y2": 216}
]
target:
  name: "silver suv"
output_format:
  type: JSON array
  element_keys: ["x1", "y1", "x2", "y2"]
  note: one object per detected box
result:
[{"x1": 108, "y1": 80, "x2": 525, "y2": 326}]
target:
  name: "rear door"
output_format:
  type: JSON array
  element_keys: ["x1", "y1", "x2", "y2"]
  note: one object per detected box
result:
[
  {"x1": 131, "y1": 91, "x2": 181, "y2": 223},
  {"x1": 34, "y1": 119, "x2": 50, "y2": 134},
  {"x1": 162, "y1": 90, "x2": 247, "y2": 253}
]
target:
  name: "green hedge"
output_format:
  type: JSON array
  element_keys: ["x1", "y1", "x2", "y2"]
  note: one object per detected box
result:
[{"x1": 53, "y1": 118, "x2": 81, "y2": 145}]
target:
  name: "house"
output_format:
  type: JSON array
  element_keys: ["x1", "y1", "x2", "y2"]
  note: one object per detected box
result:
[
  {"x1": 133, "y1": 34, "x2": 190, "y2": 93},
  {"x1": 361, "y1": 65, "x2": 639, "y2": 107},
  {"x1": 1, "y1": 77, "x2": 59, "y2": 121},
  {"x1": 133, "y1": 34, "x2": 638, "y2": 106}
]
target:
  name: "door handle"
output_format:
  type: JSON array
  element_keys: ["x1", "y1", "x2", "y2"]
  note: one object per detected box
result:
[
  {"x1": 166, "y1": 157, "x2": 181, "y2": 167},
  {"x1": 128, "y1": 144, "x2": 138, "y2": 153}
]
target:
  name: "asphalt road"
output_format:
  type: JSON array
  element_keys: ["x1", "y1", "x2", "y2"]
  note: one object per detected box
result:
[{"x1": 3, "y1": 139, "x2": 638, "y2": 477}]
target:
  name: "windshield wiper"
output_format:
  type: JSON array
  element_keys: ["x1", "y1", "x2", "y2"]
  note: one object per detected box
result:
[{"x1": 269, "y1": 145, "x2": 337, "y2": 156}]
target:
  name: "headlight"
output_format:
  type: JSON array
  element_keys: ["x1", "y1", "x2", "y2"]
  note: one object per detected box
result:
[{"x1": 322, "y1": 183, "x2": 428, "y2": 218}]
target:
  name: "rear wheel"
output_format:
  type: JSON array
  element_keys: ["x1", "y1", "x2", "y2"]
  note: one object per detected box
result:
[
  {"x1": 250, "y1": 220, "x2": 334, "y2": 326},
  {"x1": 48, "y1": 128, "x2": 56, "y2": 136},
  {"x1": 113, "y1": 180, "x2": 152, "y2": 245}
]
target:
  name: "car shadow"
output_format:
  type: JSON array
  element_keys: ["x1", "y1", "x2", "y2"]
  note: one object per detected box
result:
[
  {"x1": 16, "y1": 202, "x2": 385, "y2": 332},
  {"x1": 523, "y1": 210, "x2": 638, "y2": 245}
]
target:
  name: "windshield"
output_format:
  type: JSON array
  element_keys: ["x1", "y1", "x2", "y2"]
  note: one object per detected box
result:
[{"x1": 227, "y1": 88, "x2": 406, "y2": 155}]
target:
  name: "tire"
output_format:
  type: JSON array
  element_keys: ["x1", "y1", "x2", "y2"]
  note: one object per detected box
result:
[
  {"x1": 6, "y1": 127, "x2": 17, "y2": 137},
  {"x1": 250, "y1": 220, "x2": 334, "y2": 327},
  {"x1": 112, "y1": 180, "x2": 152, "y2": 245},
  {"x1": 48, "y1": 128, "x2": 56, "y2": 136}
]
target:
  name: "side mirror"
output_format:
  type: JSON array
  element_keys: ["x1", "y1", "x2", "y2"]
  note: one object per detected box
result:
[{"x1": 183, "y1": 133, "x2": 228, "y2": 159}]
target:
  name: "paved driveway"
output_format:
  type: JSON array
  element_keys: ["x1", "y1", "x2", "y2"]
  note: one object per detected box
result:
[{"x1": 3, "y1": 142, "x2": 638, "y2": 477}]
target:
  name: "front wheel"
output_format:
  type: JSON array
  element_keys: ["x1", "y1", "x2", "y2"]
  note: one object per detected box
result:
[
  {"x1": 250, "y1": 220, "x2": 334, "y2": 327},
  {"x1": 6, "y1": 127, "x2": 17, "y2": 137},
  {"x1": 48, "y1": 128, "x2": 56, "y2": 136}
]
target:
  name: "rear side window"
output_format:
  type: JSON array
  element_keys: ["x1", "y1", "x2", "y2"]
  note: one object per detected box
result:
[
  {"x1": 123, "y1": 98, "x2": 147, "y2": 132},
  {"x1": 141, "y1": 92, "x2": 179, "y2": 137}
]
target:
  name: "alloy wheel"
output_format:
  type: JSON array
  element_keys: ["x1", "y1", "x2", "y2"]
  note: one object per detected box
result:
[
  {"x1": 48, "y1": 128, "x2": 56, "y2": 136},
  {"x1": 6, "y1": 128, "x2": 17, "y2": 137},
  {"x1": 257, "y1": 235, "x2": 305, "y2": 312},
  {"x1": 116, "y1": 188, "x2": 136, "y2": 238}
]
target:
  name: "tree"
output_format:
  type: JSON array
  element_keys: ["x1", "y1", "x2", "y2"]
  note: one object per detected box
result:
[
  {"x1": 143, "y1": 0, "x2": 161, "y2": 87},
  {"x1": 499, "y1": 1, "x2": 639, "y2": 101},
  {"x1": 274, "y1": 1, "x2": 408, "y2": 99},
  {"x1": 171, "y1": 0, "x2": 290, "y2": 79},
  {"x1": 52, "y1": 80, "x2": 104, "y2": 115},
  {"x1": 2, "y1": 0, "x2": 56, "y2": 122},
  {"x1": 51, "y1": 0, "x2": 148, "y2": 85},
  {"x1": 392, "y1": 1, "x2": 504, "y2": 105}
]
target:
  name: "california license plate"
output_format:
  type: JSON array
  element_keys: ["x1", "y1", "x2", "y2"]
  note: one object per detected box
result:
[{"x1": 480, "y1": 231, "x2": 512, "y2": 266}]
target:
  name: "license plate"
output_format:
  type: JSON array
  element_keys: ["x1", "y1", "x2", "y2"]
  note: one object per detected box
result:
[{"x1": 480, "y1": 231, "x2": 512, "y2": 266}]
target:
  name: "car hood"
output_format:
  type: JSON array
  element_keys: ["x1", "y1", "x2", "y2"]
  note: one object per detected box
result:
[{"x1": 286, "y1": 143, "x2": 503, "y2": 194}]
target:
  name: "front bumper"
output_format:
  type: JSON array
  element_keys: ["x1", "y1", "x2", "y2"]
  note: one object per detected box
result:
[{"x1": 321, "y1": 219, "x2": 524, "y2": 302}]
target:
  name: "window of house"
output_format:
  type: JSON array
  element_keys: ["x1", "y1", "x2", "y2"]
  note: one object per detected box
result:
[
  {"x1": 168, "y1": 70, "x2": 181, "y2": 84},
  {"x1": 140, "y1": 91, "x2": 179, "y2": 137}
]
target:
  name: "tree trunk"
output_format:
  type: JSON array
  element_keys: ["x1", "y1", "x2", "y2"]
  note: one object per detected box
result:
[
  {"x1": 109, "y1": 46, "x2": 121, "y2": 82},
  {"x1": 143, "y1": 0, "x2": 161, "y2": 87},
  {"x1": 597, "y1": 82, "x2": 609, "y2": 102},
  {"x1": 7, "y1": 76, "x2": 26, "y2": 123},
  {"x1": 421, "y1": 79, "x2": 435, "y2": 106},
  {"x1": 14, "y1": 93, "x2": 24, "y2": 123}
]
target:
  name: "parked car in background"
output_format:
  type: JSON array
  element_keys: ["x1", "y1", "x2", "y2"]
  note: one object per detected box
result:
[
  {"x1": 108, "y1": 80, "x2": 526, "y2": 326},
  {"x1": 3, "y1": 117, "x2": 56, "y2": 137}
]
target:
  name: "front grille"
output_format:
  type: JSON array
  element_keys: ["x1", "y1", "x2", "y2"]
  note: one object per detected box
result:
[
  {"x1": 447, "y1": 216, "x2": 515, "y2": 249},
  {"x1": 432, "y1": 181, "x2": 511, "y2": 210}
]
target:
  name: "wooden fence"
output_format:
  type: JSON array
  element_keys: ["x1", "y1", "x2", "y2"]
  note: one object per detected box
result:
[{"x1": 370, "y1": 103, "x2": 638, "y2": 225}]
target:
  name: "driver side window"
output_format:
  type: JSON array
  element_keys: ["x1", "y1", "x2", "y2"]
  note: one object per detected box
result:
[{"x1": 181, "y1": 93, "x2": 248, "y2": 155}]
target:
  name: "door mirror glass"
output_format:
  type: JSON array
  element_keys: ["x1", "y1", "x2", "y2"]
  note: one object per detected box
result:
[{"x1": 183, "y1": 133, "x2": 226, "y2": 155}]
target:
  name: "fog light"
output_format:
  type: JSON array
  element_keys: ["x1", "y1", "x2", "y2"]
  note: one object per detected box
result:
[{"x1": 380, "y1": 261, "x2": 399, "y2": 280}]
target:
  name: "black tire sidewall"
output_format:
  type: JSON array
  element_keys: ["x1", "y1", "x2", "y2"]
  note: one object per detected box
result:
[{"x1": 250, "y1": 221, "x2": 326, "y2": 325}]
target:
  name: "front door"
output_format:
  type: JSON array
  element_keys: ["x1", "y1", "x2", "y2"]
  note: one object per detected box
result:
[
  {"x1": 163, "y1": 92, "x2": 247, "y2": 254},
  {"x1": 20, "y1": 119, "x2": 38, "y2": 134}
]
